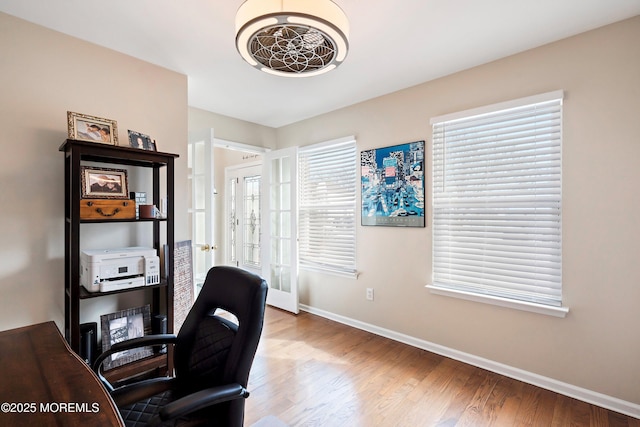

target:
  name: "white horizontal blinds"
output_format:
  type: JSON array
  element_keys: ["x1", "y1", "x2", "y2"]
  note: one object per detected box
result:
[
  {"x1": 432, "y1": 91, "x2": 563, "y2": 306},
  {"x1": 298, "y1": 137, "x2": 357, "y2": 275}
]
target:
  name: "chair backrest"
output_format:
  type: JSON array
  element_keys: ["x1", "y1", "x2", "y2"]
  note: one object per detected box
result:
[{"x1": 174, "y1": 266, "x2": 268, "y2": 390}]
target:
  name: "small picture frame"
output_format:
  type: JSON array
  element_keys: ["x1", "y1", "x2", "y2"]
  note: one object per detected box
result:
[
  {"x1": 128, "y1": 130, "x2": 157, "y2": 151},
  {"x1": 81, "y1": 166, "x2": 129, "y2": 199},
  {"x1": 100, "y1": 305, "x2": 153, "y2": 370},
  {"x1": 67, "y1": 111, "x2": 118, "y2": 145}
]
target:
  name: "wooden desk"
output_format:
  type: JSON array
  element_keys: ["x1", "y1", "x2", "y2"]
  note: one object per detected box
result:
[{"x1": 0, "y1": 321, "x2": 124, "y2": 427}]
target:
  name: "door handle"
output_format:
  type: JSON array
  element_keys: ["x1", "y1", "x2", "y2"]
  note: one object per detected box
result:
[{"x1": 200, "y1": 244, "x2": 218, "y2": 252}]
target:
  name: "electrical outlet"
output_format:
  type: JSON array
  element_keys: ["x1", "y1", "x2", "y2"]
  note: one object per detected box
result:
[{"x1": 366, "y1": 288, "x2": 374, "y2": 301}]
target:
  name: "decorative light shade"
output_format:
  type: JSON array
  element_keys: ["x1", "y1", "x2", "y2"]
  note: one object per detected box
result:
[{"x1": 235, "y1": 0, "x2": 349, "y2": 77}]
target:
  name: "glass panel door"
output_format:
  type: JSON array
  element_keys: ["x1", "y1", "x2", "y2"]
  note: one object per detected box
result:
[
  {"x1": 188, "y1": 129, "x2": 216, "y2": 295},
  {"x1": 225, "y1": 164, "x2": 262, "y2": 277},
  {"x1": 262, "y1": 147, "x2": 298, "y2": 314}
]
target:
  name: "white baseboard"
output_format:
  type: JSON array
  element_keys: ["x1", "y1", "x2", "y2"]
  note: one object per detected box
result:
[{"x1": 299, "y1": 304, "x2": 640, "y2": 419}]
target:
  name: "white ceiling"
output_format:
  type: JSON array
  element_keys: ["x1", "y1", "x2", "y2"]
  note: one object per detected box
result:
[{"x1": 1, "y1": 1, "x2": 639, "y2": 128}]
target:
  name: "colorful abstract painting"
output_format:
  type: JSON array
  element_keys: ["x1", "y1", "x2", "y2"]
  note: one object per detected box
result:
[{"x1": 361, "y1": 140, "x2": 425, "y2": 227}]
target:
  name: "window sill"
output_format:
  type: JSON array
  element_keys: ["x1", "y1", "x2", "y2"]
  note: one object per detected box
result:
[
  {"x1": 426, "y1": 284, "x2": 569, "y2": 318},
  {"x1": 300, "y1": 265, "x2": 359, "y2": 279}
]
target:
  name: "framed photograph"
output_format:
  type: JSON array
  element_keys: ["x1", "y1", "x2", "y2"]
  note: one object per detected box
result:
[
  {"x1": 361, "y1": 140, "x2": 425, "y2": 227},
  {"x1": 67, "y1": 111, "x2": 118, "y2": 145},
  {"x1": 128, "y1": 130, "x2": 157, "y2": 151},
  {"x1": 100, "y1": 305, "x2": 153, "y2": 370},
  {"x1": 81, "y1": 166, "x2": 129, "y2": 199}
]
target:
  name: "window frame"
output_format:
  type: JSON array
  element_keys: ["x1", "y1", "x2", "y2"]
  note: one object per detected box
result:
[
  {"x1": 428, "y1": 91, "x2": 569, "y2": 317},
  {"x1": 298, "y1": 136, "x2": 358, "y2": 277}
]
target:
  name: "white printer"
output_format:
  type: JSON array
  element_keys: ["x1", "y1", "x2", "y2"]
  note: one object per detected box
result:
[{"x1": 80, "y1": 246, "x2": 161, "y2": 293}]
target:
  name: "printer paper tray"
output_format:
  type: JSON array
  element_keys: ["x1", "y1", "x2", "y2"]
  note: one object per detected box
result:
[{"x1": 99, "y1": 277, "x2": 146, "y2": 293}]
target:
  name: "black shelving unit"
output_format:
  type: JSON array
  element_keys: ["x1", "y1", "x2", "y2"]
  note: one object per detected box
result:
[{"x1": 60, "y1": 139, "x2": 178, "y2": 363}]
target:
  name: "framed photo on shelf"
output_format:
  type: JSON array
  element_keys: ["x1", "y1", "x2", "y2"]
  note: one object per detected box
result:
[
  {"x1": 81, "y1": 166, "x2": 129, "y2": 199},
  {"x1": 361, "y1": 140, "x2": 425, "y2": 227},
  {"x1": 67, "y1": 111, "x2": 118, "y2": 145},
  {"x1": 128, "y1": 130, "x2": 157, "y2": 151},
  {"x1": 100, "y1": 305, "x2": 153, "y2": 370}
]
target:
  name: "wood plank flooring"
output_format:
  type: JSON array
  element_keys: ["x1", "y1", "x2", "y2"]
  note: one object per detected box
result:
[{"x1": 245, "y1": 307, "x2": 639, "y2": 427}]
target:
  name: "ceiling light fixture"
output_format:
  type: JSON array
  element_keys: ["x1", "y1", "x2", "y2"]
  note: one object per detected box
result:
[{"x1": 235, "y1": 0, "x2": 349, "y2": 77}]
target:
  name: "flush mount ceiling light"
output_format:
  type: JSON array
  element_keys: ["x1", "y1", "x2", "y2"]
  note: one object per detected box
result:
[{"x1": 235, "y1": 0, "x2": 349, "y2": 77}]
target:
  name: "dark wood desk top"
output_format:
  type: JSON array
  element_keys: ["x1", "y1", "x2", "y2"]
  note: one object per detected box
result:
[{"x1": 0, "y1": 321, "x2": 124, "y2": 427}]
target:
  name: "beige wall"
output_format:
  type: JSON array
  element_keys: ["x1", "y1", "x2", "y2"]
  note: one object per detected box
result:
[
  {"x1": 0, "y1": 13, "x2": 189, "y2": 331},
  {"x1": 1, "y1": 8, "x2": 639, "y2": 410},
  {"x1": 189, "y1": 106, "x2": 277, "y2": 150},
  {"x1": 276, "y1": 17, "x2": 640, "y2": 405}
]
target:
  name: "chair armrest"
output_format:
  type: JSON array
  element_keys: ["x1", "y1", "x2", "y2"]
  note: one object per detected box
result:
[
  {"x1": 93, "y1": 334, "x2": 177, "y2": 391},
  {"x1": 152, "y1": 383, "x2": 248, "y2": 425}
]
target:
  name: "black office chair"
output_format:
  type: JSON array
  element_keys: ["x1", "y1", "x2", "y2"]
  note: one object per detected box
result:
[{"x1": 93, "y1": 266, "x2": 268, "y2": 427}]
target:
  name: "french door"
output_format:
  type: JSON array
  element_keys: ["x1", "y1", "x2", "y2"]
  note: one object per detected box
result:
[
  {"x1": 188, "y1": 129, "x2": 216, "y2": 294},
  {"x1": 261, "y1": 147, "x2": 299, "y2": 314}
]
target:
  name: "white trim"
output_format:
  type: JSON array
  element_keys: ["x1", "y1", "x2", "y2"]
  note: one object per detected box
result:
[
  {"x1": 430, "y1": 90, "x2": 564, "y2": 125},
  {"x1": 299, "y1": 135, "x2": 356, "y2": 152},
  {"x1": 426, "y1": 284, "x2": 569, "y2": 318},
  {"x1": 299, "y1": 265, "x2": 359, "y2": 279},
  {"x1": 213, "y1": 137, "x2": 271, "y2": 154},
  {"x1": 299, "y1": 304, "x2": 640, "y2": 420},
  {"x1": 224, "y1": 160, "x2": 263, "y2": 172}
]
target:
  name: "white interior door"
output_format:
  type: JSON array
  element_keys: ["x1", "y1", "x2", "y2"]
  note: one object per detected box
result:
[
  {"x1": 261, "y1": 147, "x2": 299, "y2": 314},
  {"x1": 188, "y1": 129, "x2": 216, "y2": 293},
  {"x1": 225, "y1": 163, "x2": 262, "y2": 277}
]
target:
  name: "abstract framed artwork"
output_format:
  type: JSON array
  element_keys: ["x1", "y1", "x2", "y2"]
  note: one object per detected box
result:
[{"x1": 361, "y1": 140, "x2": 425, "y2": 227}]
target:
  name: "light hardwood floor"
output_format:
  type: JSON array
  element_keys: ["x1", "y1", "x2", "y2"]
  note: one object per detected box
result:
[{"x1": 245, "y1": 307, "x2": 639, "y2": 427}]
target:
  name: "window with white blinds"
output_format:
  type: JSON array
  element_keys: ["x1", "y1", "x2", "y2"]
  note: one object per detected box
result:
[
  {"x1": 430, "y1": 91, "x2": 563, "y2": 308},
  {"x1": 298, "y1": 137, "x2": 357, "y2": 276}
]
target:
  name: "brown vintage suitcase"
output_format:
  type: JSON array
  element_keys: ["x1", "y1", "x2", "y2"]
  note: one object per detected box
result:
[{"x1": 80, "y1": 199, "x2": 136, "y2": 220}]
